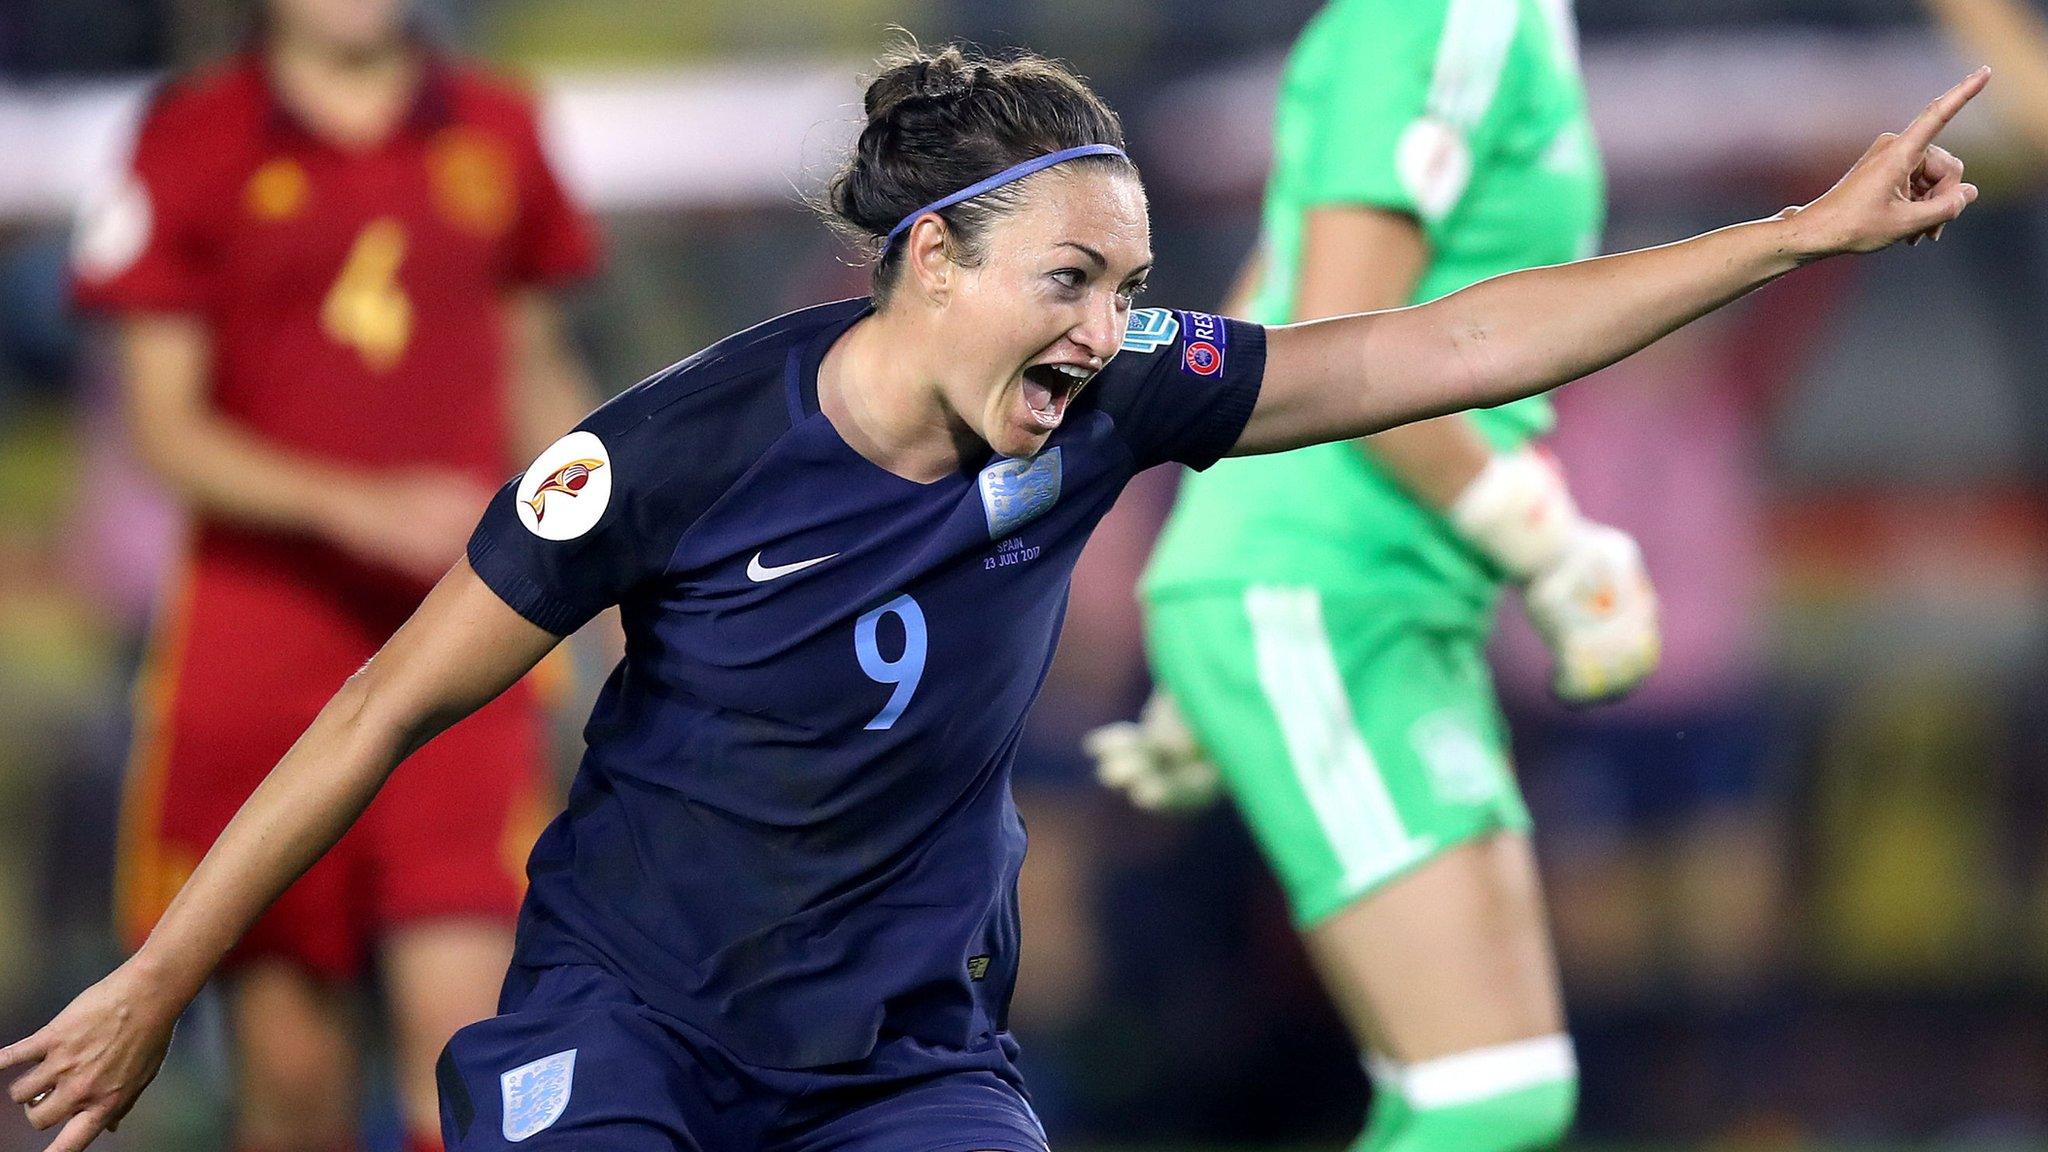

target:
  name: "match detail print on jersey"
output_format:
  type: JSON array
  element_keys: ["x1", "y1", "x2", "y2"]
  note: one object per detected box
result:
[{"x1": 517, "y1": 430, "x2": 613, "y2": 541}]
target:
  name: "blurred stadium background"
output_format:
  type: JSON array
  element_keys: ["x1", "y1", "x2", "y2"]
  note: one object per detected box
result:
[{"x1": 4, "y1": 0, "x2": 2048, "y2": 1149}]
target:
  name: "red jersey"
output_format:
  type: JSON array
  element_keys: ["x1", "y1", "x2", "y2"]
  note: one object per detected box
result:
[
  {"x1": 86, "y1": 51, "x2": 595, "y2": 968},
  {"x1": 72, "y1": 48, "x2": 599, "y2": 614}
]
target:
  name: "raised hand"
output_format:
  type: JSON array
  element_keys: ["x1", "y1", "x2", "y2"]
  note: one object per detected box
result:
[{"x1": 1788, "y1": 68, "x2": 1990, "y2": 256}]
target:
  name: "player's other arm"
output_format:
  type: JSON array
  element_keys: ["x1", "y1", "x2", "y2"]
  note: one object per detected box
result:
[
  {"x1": 1, "y1": 561, "x2": 557, "y2": 1152},
  {"x1": 1235, "y1": 69, "x2": 1987, "y2": 454},
  {"x1": 119, "y1": 315, "x2": 489, "y2": 582}
]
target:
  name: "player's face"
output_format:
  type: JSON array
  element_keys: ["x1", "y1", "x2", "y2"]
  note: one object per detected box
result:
[
  {"x1": 938, "y1": 167, "x2": 1153, "y2": 459},
  {"x1": 267, "y1": 0, "x2": 411, "y2": 55}
]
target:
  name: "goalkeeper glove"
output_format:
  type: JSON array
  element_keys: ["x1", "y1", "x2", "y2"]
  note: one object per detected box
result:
[
  {"x1": 1085, "y1": 690, "x2": 1221, "y2": 812},
  {"x1": 1449, "y1": 448, "x2": 1660, "y2": 705}
]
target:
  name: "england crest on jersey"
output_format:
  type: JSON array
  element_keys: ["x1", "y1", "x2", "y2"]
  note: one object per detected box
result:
[
  {"x1": 500, "y1": 1049, "x2": 577, "y2": 1142},
  {"x1": 1122, "y1": 308, "x2": 1179, "y2": 354},
  {"x1": 980, "y1": 448, "x2": 1063, "y2": 539}
]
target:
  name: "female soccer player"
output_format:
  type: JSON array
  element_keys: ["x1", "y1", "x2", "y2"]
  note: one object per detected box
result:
[
  {"x1": 8, "y1": 42, "x2": 1984, "y2": 1152},
  {"x1": 1097, "y1": 3, "x2": 1640, "y2": 1148},
  {"x1": 68, "y1": 1, "x2": 598, "y2": 1149}
]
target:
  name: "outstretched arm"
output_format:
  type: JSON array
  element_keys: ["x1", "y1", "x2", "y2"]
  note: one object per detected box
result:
[
  {"x1": 1, "y1": 562, "x2": 558, "y2": 1152},
  {"x1": 1234, "y1": 69, "x2": 1988, "y2": 455}
]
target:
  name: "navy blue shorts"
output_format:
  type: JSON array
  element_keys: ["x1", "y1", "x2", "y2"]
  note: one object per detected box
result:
[{"x1": 436, "y1": 963, "x2": 1049, "y2": 1152}]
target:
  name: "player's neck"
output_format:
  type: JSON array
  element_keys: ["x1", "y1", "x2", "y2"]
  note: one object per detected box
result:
[
  {"x1": 817, "y1": 312, "x2": 982, "y2": 484},
  {"x1": 265, "y1": 31, "x2": 422, "y2": 149}
]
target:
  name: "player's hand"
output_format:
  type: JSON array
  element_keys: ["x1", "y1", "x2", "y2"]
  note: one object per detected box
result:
[
  {"x1": 1523, "y1": 522, "x2": 1660, "y2": 705},
  {"x1": 1086, "y1": 691, "x2": 1222, "y2": 812},
  {"x1": 320, "y1": 468, "x2": 495, "y2": 584},
  {"x1": 1785, "y1": 67, "x2": 1988, "y2": 257},
  {"x1": 2, "y1": 962, "x2": 182, "y2": 1152}
]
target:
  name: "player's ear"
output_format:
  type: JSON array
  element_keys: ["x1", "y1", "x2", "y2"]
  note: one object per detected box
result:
[{"x1": 904, "y1": 215, "x2": 954, "y2": 303}]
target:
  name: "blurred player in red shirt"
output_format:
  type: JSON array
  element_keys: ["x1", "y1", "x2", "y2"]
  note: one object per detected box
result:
[{"x1": 68, "y1": 2, "x2": 600, "y2": 1150}]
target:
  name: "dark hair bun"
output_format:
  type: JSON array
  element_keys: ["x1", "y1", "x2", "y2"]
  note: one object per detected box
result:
[
  {"x1": 822, "y1": 39, "x2": 1131, "y2": 300},
  {"x1": 864, "y1": 47, "x2": 983, "y2": 118}
]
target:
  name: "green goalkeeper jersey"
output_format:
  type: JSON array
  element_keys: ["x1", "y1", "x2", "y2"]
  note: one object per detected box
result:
[{"x1": 1142, "y1": 0, "x2": 1604, "y2": 613}]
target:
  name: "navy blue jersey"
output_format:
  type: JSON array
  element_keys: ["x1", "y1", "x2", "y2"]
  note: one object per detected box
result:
[{"x1": 466, "y1": 298, "x2": 1265, "y2": 1069}]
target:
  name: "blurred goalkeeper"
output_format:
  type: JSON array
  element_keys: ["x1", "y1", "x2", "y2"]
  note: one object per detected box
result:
[{"x1": 1096, "y1": 2, "x2": 1649, "y2": 1149}]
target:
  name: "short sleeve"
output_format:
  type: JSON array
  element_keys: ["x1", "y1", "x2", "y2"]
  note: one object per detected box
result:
[
  {"x1": 1092, "y1": 308, "x2": 1266, "y2": 473},
  {"x1": 1293, "y1": 0, "x2": 1519, "y2": 225},
  {"x1": 70, "y1": 97, "x2": 220, "y2": 313},
  {"x1": 505, "y1": 95, "x2": 601, "y2": 286},
  {"x1": 467, "y1": 394, "x2": 671, "y2": 635}
]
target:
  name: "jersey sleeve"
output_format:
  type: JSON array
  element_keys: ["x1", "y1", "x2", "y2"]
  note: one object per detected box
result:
[
  {"x1": 70, "y1": 94, "x2": 221, "y2": 313},
  {"x1": 1295, "y1": 0, "x2": 1518, "y2": 225},
  {"x1": 505, "y1": 95, "x2": 601, "y2": 286},
  {"x1": 466, "y1": 388, "x2": 675, "y2": 634},
  {"x1": 1093, "y1": 308, "x2": 1266, "y2": 473}
]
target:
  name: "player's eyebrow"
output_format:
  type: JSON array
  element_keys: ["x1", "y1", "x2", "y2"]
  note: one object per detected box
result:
[
  {"x1": 1055, "y1": 241, "x2": 1108, "y2": 269},
  {"x1": 1057, "y1": 241, "x2": 1153, "y2": 283}
]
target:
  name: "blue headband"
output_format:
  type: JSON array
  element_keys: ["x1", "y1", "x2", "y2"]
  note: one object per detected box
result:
[{"x1": 880, "y1": 143, "x2": 1129, "y2": 257}]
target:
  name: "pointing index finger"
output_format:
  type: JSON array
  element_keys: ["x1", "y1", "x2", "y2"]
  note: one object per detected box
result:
[{"x1": 1901, "y1": 67, "x2": 1991, "y2": 153}]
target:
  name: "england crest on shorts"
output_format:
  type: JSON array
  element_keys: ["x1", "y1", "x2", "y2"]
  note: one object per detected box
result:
[
  {"x1": 500, "y1": 1049, "x2": 577, "y2": 1143},
  {"x1": 979, "y1": 448, "x2": 1063, "y2": 539}
]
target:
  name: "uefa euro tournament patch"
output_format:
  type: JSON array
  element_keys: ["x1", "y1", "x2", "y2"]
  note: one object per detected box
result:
[
  {"x1": 1178, "y1": 311, "x2": 1227, "y2": 378},
  {"x1": 500, "y1": 1048, "x2": 577, "y2": 1142},
  {"x1": 1122, "y1": 307, "x2": 1179, "y2": 354},
  {"x1": 516, "y1": 430, "x2": 612, "y2": 541},
  {"x1": 979, "y1": 448, "x2": 1063, "y2": 540}
]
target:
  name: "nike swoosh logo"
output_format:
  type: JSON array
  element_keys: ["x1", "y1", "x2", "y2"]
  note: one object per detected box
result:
[{"x1": 747, "y1": 550, "x2": 840, "y2": 583}]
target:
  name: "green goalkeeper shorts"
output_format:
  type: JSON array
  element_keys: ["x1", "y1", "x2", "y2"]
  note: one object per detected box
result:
[{"x1": 1144, "y1": 586, "x2": 1531, "y2": 927}]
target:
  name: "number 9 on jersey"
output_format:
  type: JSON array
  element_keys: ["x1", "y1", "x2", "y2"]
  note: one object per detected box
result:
[{"x1": 855, "y1": 594, "x2": 927, "y2": 731}]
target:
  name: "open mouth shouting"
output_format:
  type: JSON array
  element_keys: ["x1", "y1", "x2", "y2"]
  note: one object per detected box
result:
[{"x1": 1019, "y1": 361, "x2": 1097, "y2": 431}]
